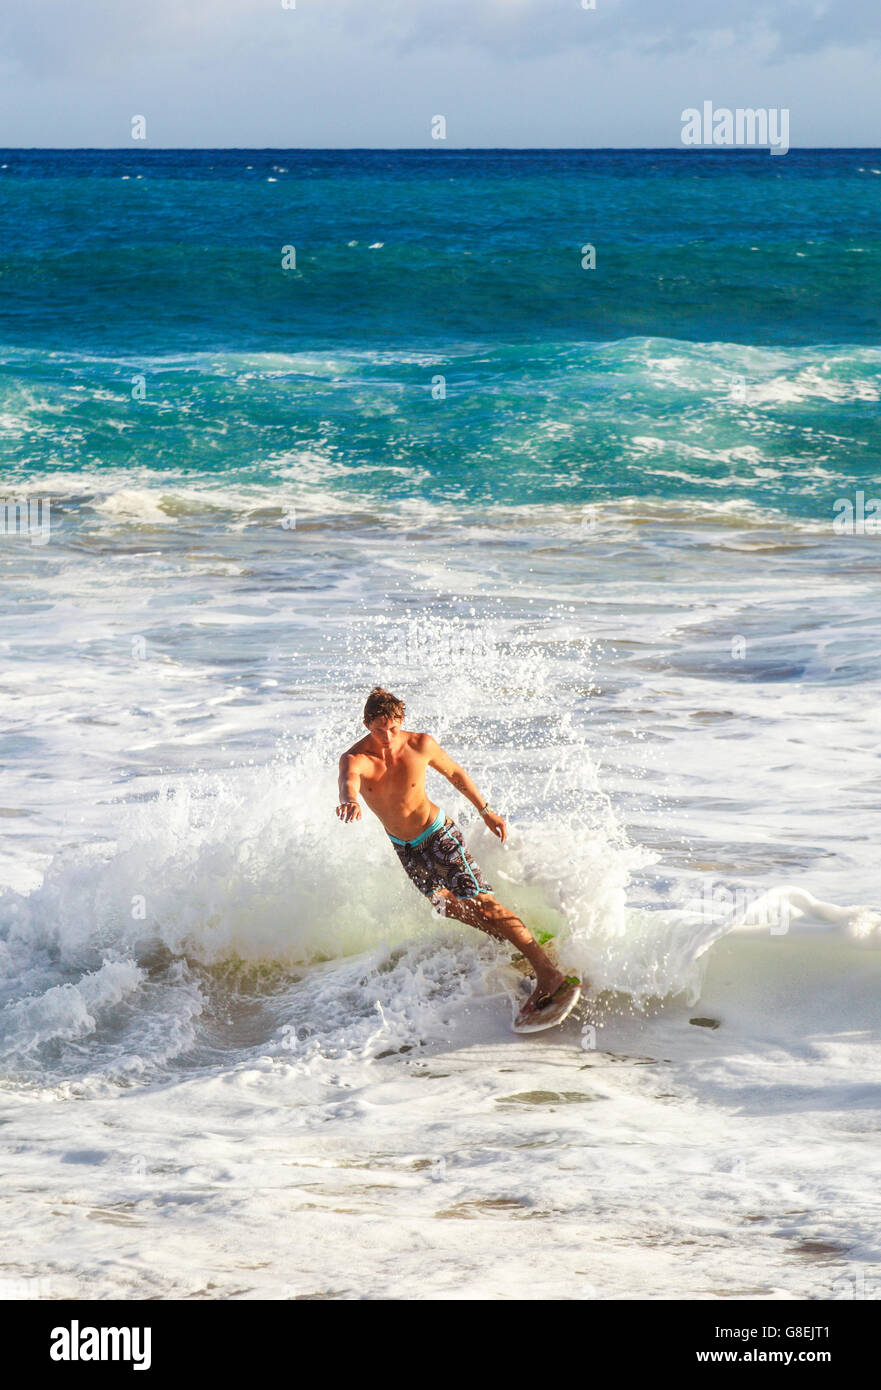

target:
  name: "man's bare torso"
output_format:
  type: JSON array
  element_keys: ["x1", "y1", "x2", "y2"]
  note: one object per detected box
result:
[{"x1": 343, "y1": 730, "x2": 436, "y2": 840}]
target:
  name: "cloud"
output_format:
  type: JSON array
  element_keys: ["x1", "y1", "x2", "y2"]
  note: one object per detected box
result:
[
  {"x1": 330, "y1": 0, "x2": 879, "y2": 61},
  {"x1": 1, "y1": 0, "x2": 878, "y2": 84}
]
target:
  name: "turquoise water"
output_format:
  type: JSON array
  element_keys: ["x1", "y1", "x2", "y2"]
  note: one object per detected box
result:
[{"x1": 1, "y1": 148, "x2": 879, "y2": 517}]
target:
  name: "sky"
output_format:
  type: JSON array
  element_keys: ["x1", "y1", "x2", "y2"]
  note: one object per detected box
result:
[{"x1": 0, "y1": 0, "x2": 878, "y2": 147}]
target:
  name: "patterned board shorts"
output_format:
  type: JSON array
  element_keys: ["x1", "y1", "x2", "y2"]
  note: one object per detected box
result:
[{"x1": 389, "y1": 809, "x2": 492, "y2": 903}]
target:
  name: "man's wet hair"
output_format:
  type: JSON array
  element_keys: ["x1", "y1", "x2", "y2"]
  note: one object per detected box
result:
[{"x1": 363, "y1": 686, "x2": 405, "y2": 724}]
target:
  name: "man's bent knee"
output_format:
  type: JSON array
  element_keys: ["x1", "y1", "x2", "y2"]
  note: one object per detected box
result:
[
  {"x1": 433, "y1": 889, "x2": 506, "y2": 936},
  {"x1": 432, "y1": 887, "x2": 473, "y2": 920}
]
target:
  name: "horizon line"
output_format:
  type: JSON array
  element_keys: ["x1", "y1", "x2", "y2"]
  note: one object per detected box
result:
[{"x1": 1, "y1": 144, "x2": 878, "y2": 153}]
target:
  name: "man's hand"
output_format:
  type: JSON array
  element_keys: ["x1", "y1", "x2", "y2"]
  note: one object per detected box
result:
[
  {"x1": 423, "y1": 736, "x2": 508, "y2": 844},
  {"x1": 336, "y1": 801, "x2": 362, "y2": 824},
  {"x1": 482, "y1": 810, "x2": 507, "y2": 844}
]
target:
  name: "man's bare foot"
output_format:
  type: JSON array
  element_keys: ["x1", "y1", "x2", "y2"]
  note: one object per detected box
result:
[
  {"x1": 513, "y1": 971, "x2": 584, "y2": 1033},
  {"x1": 518, "y1": 968, "x2": 567, "y2": 1021}
]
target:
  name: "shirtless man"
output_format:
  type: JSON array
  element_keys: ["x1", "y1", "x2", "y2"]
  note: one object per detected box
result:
[{"x1": 336, "y1": 686, "x2": 581, "y2": 1029}]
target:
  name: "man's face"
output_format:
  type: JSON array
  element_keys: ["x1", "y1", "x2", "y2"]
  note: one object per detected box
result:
[{"x1": 366, "y1": 717, "x2": 401, "y2": 748}]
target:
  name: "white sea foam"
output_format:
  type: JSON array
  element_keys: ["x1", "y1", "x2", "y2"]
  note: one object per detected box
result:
[{"x1": 1, "y1": 475, "x2": 879, "y2": 1298}]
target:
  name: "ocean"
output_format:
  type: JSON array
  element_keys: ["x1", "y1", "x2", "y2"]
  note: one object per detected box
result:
[{"x1": 1, "y1": 148, "x2": 879, "y2": 1300}]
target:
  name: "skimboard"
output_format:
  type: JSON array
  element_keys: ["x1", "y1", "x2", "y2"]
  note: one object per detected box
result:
[{"x1": 512, "y1": 977, "x2": 582, "y2": 1034}]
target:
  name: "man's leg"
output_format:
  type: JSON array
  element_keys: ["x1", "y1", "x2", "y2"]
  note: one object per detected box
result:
[{"x1": 434, "y1": 889, "x2": 567, "y2": 1014}]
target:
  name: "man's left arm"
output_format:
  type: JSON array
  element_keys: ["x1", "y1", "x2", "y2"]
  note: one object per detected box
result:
[{"x1": 423, "y1": 735, "x2": 507, "y2": 843}]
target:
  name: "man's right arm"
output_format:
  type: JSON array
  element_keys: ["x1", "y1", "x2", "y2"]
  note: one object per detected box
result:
[{"x1": 336, "y1": 754, "x2": 362, "y2": 823}]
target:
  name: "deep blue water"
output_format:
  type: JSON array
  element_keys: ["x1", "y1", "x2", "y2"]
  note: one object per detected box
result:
[{"x1": 0, "y1": 149, "x2": 878, "y2": 515}]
